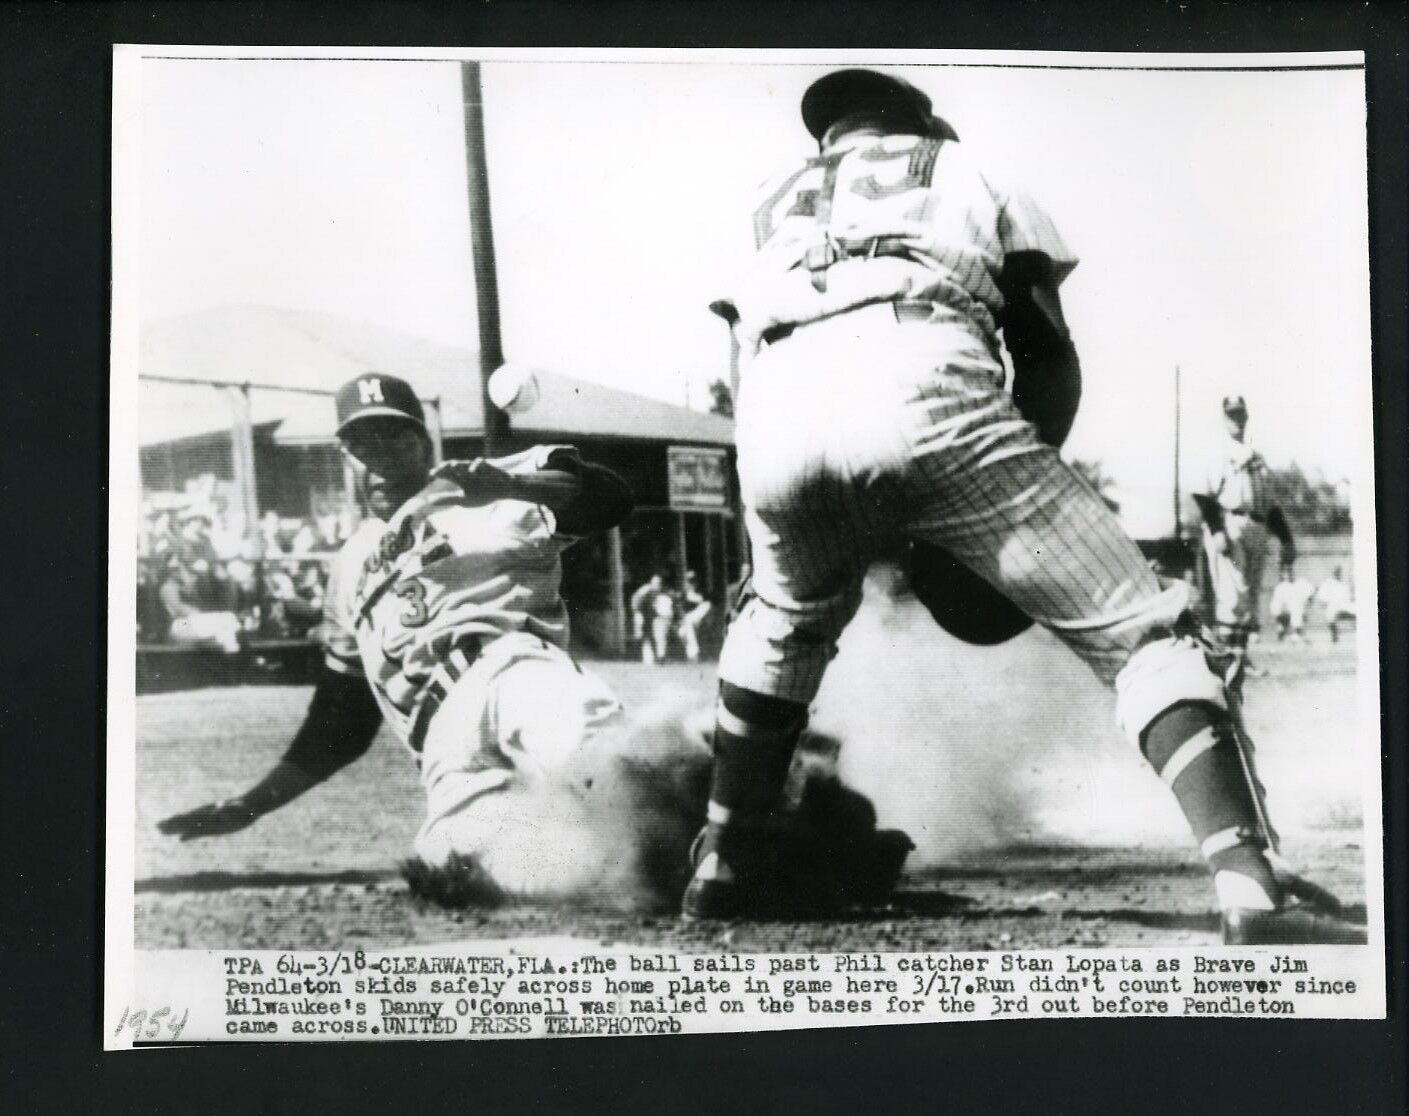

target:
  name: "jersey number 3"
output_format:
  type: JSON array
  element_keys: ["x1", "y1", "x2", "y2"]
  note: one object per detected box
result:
[{"x1": 392, "y1": 579, "x2": 430, "y2": 627}]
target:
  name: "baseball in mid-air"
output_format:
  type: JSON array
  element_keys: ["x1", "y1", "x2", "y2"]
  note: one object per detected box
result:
[{"x1": 489, "y1": 364, "x2": 540, "y2": 415}]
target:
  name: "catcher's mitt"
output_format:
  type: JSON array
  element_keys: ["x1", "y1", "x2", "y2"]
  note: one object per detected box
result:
[{"x1": 906, "y1": 539, "x2": 1034, "y2": 645}]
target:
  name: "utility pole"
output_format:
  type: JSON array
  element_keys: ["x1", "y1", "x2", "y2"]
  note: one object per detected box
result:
[
  {"x1": 727, "y1": 329, "x2": 749, "y2": 568},
  {"x1": 461, "y1": 61, "x2": 509, "y2": 456},
  {"x1": 1173, "y1": 364, "x2": 1183, "y2": 537},
  {"x1": 228, "y1": 383, "x2": 260, "y2": 549}
]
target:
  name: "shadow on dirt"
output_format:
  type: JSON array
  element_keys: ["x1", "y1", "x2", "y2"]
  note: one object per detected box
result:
[{"x1": 136, "y1": 868, "x2": 398, "y2": 893}]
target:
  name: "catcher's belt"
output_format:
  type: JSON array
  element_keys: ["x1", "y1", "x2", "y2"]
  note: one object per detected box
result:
[
  {"x1": 761, "y1": 298, "x2": 938, "y2": 346},
  {"x1": 407, "y1": 633, "x2": 486, "y2": 754},
  {"x1": 802, "y1": 233, "x2": 916, "y2": 273}
]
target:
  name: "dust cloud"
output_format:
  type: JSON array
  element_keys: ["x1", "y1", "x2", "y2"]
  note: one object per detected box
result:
[{"x1": 810, "y1": 566, "x2": 1188, "y2": 864}]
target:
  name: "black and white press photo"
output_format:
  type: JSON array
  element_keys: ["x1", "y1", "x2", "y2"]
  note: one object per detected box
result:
[{"x1": 106, "y1": 47, "x2": 1384, "y2": 1043}]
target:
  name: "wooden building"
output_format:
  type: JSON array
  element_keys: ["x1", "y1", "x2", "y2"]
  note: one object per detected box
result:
[{"x1": 138, "y1": 306, "x2": 739, "y2": 656}]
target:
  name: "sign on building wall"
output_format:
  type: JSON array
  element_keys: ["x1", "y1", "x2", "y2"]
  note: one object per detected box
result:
[{"x1": 667, "y1": 446, "x2": 729, "y2": 510}]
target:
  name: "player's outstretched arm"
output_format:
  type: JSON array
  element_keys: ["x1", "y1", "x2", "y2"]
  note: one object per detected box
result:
[
  {"x1": 432, "y1": 454, "x2": 634, "y2": 536},
  {"x1": 1000, "y1": 252, "x2": 1082, "y2": 449},
  {"x1": 157, "y1": 665, "x2": 383, "y2": 841}
]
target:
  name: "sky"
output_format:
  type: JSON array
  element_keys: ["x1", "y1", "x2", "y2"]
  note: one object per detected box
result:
[{"x1": 133, "y1": 52, "x2": 1372, "y2": 536}]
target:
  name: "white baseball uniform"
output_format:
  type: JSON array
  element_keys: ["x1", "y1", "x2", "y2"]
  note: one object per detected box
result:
[
  {"x1": 714, "y1": 131, "x2": 1222, "y2": 743},
  {"x1": 1315, "y1": 576, "x2": 1355, "y2": 623},
  {"x1": 678, "y1": 582, "x2": 713, "y2": 662},
  {"x1": 1200, "y1": 432, "x2": 1274, "y2": 631},
  {"x1": 320, "y1": 445, "x2": 624, "y2": 886},
  {"x1": 1269, "y1": 576, "x2": 1314, "y2": 637}
]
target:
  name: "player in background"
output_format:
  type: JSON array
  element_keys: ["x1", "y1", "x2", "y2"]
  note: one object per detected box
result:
[
  {"x1": 160, "y1": 372, "x2": 906, "y2": 909},
  {"x1": 1269, "y1": 564, "x2": 1315, "y2": 644},
  {"x1": 1195, "y1": 395, "x2": 1296, "y2": 649},
  {"x1": 677, "y1": 570, "x2": 714, "y2": 663},
  {"x1": 1316, "y1": 566, "x2": 1356, "y2": 644},
  {"x1": 630, "y1": 572, "x2": 672, "y2": 664},
  {"x1": 686, "y1": 68, "x2": 1362, "y2": 943}
]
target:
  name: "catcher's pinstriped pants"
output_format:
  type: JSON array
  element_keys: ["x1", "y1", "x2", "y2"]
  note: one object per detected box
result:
[{"x1": 719, "y1": 303, "x2": 1196, "y2": 727}]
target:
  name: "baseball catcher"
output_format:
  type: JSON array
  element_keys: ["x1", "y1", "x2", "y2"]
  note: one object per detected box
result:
[
  {"x1": 686, "y1": 68, "x2": 1362, "y2": 944},
  {"x1": 159, "y1": 372, "x2": 909, "y2": 911}
]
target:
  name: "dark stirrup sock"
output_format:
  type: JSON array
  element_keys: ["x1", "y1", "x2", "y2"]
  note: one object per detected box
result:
[{"x1": 1142, "y1": 701, "x2": 1280, "y2": 909}]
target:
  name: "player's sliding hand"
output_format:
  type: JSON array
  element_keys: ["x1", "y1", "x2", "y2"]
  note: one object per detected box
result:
[
  {"x1": 157, "y1": 798, "x2": 262, "y2": 841},
  {"x1": 431, "y1": 459, "x2": 518, "y2": 506}
]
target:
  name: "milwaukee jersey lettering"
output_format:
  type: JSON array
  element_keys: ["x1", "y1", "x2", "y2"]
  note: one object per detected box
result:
[
  {"x1": 722, "y1": 133, "x2": 1077, "y2": 349},
  {"x1": 321, "y1": 450, "x2": 578, "y2": 745}
]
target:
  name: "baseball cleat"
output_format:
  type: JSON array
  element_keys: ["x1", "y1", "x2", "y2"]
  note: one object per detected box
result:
[
  {"x1": 681, "y1": 819, "x2": 915, "y2": 921},
  {"x1": 1222, "y1": 867, "x2": 1365, "y2": 944},
  {"x1": 1271, "y1": 860, "x2": 1346, "y2": 915},
  {"x1": 681, "y1": 826, "x2": 768, "y2": 921},
  {"x1": 681, "y1": 855, "x2": 744, "y2": 922},
  {"x1": 1221, "y1": 903, "x2": 1367, "y2": 946}
]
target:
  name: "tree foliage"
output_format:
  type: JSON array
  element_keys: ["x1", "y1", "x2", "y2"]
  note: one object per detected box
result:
[
  {"x1": 707, "y1": 379, "x2": 734, "y2": 418},
  {"x1": 1268, "y1": 463, "x2": 1352, "y2": 535}
]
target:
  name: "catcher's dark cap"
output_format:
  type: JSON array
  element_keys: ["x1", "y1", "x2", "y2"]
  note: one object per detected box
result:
[
  {"x1": 801, "y1": 68, "x2": 940, "y2": 140},
  {"x1": 1222, "y1": 394, "x2": 1249, "y2": 416},
  {"x1": 335, "y1": 373, "x2": 427, "y2": 437}
]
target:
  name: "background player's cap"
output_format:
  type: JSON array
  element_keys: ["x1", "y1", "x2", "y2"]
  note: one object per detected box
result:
[
  {"x1": 1222, "y1": 394, "x2": 1249, "y2": 416},
  {"x1": 335, "y1": 372, "x2": 428, "y2": 437},
  {"x1": 800, "y1": 68, "x2": 957, "y2": 142}
]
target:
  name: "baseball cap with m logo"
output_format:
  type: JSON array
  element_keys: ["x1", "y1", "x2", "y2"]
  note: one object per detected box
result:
[{"x1": 334, "y1": 372, "x2": 428, "y2": 437}]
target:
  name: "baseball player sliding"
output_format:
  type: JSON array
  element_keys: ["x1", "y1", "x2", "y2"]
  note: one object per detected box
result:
[
  {"x1": 161, "y1": 373, "x2": 906, "y2": 910},
  {"x1": 687, "y1": 69, "x2": 1362, "y2": 944}
]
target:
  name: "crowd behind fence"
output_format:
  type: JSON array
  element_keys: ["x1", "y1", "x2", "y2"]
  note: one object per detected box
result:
[{"x1": 137, "y1": 479, "x2": 355, "y2": 649}]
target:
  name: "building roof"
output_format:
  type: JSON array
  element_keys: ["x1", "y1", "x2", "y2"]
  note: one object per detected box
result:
[{"x1": 138, "y1": 305, "x2": 734, "y2": 448}]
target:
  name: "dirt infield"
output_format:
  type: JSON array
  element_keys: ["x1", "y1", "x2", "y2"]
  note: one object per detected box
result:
[{"x1": 133, "y1": 594, "x2": 1371, "y2": 952}]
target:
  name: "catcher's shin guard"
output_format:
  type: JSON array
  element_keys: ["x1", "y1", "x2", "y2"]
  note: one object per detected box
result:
[
  {"x1": 1132, "y1": 622, "x2": 1281, "y2": 903},
  {"x1": 1209, "y1": 637, "x2": 1279, "y2": 853},
  {"x1": 1220, "y1": 658, "x2": 1363, "y2": 942},
  {"x1": 683, "y1": 684, "x2": 808, "y2": 920}
]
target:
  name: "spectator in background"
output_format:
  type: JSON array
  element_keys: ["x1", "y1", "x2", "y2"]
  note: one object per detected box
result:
[
  {"x1": 147, "y1": 511, "x2": 176, "y2": 562},
  {"x1": 224, "y1": 558, "x2": 260, "y2": 621},
  {"x1": 314, "y1": 513, "x2": 343, "y2": 552},
  {"x1": 258, "y1": 560, "x2": 298, "y2": 637},
  {"x1": 1316, "y1": 566, "x2": 1356, "y2": 644},
  {"x1": 159, "y1": 558, "x2": 241, "y2": 654},
  {"x1": 259, "y1": 510, "x2": 286, "y2": 556},
  {"x1": 297, "y1": 562, "x2": 328, "y2": 610},
  {"x1": 209, "y1": 510, "x2": 248, "y2": 561},
  {"x1": 175, "y1": 508, "x2": 220, "y2": 571},
  {"x1": 263, "y1": 559, "x2": 322, "y2": 636},
  {"x1": 676, "y1": 570, "x2": 713, "y2": 663},
  {"x1": 203, "y1": 557, "x2": 242, "y2": 614}
]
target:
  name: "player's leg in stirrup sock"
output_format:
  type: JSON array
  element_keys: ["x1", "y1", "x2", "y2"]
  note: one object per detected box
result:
[
  {"x1": 1142, "y1": 702, "x2": 1279, "y2": 907},
  {"x1": 683, "y1": 683, "x2": 806, "y2": 920},
  {"x1": 1140, "y1": 700, "x2": 1365, "y2": 944}
]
